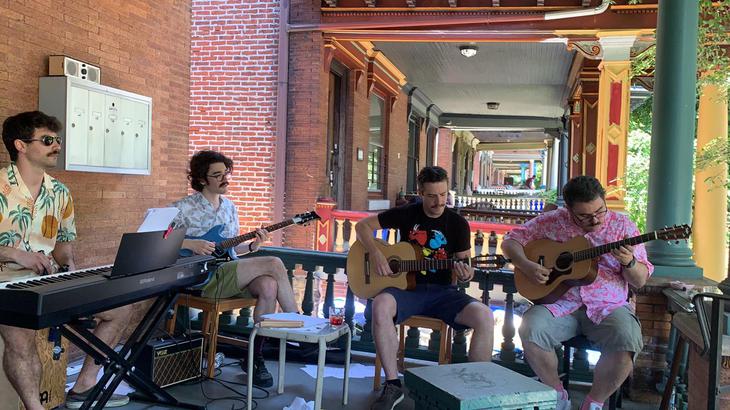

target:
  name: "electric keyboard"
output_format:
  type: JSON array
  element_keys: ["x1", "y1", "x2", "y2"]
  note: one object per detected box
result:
[{"x1": 0, "y1": 255, "x2": 214, "y2": 329}]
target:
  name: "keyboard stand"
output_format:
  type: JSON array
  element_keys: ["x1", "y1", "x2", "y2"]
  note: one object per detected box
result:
[{"x1": 60, "y1": 291, "x2": 204, "y2": 410}]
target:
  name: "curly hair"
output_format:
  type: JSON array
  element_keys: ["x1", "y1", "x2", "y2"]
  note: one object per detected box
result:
[
  {"x1": 417, "y1": 166, "x2": 449, "y2": 191},
  {"x1": 2, "y1": 111, "x2": 62, "y2": 162},
  {"x1": 188, "y1": 150, "x2": 233, "y2": 192},
  {"x1": 562, "y1": 175, "x2": 606, "y2": 207}
]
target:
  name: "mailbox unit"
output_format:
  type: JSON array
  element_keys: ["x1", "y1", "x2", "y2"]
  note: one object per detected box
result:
[{"x1": 39, "y1": 76, "x2": 152, "y2": 175}]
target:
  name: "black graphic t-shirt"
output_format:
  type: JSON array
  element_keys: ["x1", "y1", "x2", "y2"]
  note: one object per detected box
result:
[{"x1": 378, "y1": 203, "x2": 471, "y2": 286}]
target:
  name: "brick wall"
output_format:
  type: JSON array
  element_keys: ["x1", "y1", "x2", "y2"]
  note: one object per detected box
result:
[
  {"x1": 386, "y1": 93, "x2": 409, "y2": 202},
  {"x1": 633, "y1": 288, "x2": 672, "y2": 390},
  {"x1": 0, "y1": 1, "x2": 191, "y2": 268},
  {"x1": 436, "y1": 128, "x2": 453, "y2": 179},
  {"x1": 189, "y1": 0, "x2": 280, "y2": 234},
  {"x1": 348, "y1": 73, "x2": 371, "y2": 211}
]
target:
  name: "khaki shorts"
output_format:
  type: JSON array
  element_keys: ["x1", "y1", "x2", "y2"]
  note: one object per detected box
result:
[
  {"x1": 518, "y1": 305, "x2": 644, "y2": 354},
  {"x1": 200, "y1": 261, "x2": 254, "y2": 299}
]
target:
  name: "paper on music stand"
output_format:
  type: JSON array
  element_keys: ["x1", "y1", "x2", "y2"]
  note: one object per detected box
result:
[{"x1": 137, "y1": 207, "x2": 179, "y2": 232}]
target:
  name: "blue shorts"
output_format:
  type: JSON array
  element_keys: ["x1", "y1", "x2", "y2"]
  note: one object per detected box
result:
[{"x1": 382, "y1": 284, "x2": 478, "y2": 331}]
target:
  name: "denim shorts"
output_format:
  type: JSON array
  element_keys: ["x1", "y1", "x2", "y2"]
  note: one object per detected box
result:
[{"x1": 382, "y1": 284, "x2": 479, "y2": 331}]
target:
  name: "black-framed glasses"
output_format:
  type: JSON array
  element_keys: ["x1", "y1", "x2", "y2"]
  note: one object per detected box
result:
[
  {"x1": 206, "y1": 170, "x2": 232, "y2": 181},
  {"x1": 572, "y1": 205, "x2": 608, "y2": 223},
  {"x1": 21, "y1": 135, "x2": 62, "y2": 146}
]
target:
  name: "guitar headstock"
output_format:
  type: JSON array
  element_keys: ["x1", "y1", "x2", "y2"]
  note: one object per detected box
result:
[
  {"x1": 656, "y1": 224, "x2": 692, "y2": 242},
  {"x1": 472, "y1": 254, "x2": 509, "y2": 269},
  {"x1": 293, "y1": 211, "x2": 321, "y2": 226}
]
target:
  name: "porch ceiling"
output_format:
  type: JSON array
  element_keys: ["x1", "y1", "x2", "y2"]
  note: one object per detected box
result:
[{"x1": 374, "y1": 41, "x2": 575, "y2": 121}]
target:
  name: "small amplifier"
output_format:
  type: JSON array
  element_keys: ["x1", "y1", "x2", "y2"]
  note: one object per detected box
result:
[{"x1": 136, "y1": 335, "x2": 203, "y2": 388}]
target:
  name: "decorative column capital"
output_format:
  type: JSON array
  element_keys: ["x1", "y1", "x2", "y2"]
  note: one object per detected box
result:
[{"x1": 597, "y1": 35, "x2": 637, "y2": 61}]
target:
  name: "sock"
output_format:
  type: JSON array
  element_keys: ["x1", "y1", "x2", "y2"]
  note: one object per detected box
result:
[
  {"x1": 580, "y1": 395, "x2": 603, "y2": 410},
  {"x1": 555, "y1": 387, "x2": 569, "y2": 401},
  {"x1": 385, "y1": 379, "x2": 402, "y2": 388},
  {"x1": 253, "y1": 336, "x2": 267, "y2": 358}
]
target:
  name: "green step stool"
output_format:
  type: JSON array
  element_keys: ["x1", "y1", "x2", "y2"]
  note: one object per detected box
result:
[{"x1": 405, "y1": 362, "x2": 557, "y2": 410}]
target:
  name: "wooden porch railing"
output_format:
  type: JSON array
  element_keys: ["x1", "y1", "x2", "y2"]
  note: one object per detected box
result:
[
  {"x1": 173, "y1": 246, "x2": 599, "y2": 383},
  {"x1": 455, "y1": 194, "x2": 545, "y2": 211}
]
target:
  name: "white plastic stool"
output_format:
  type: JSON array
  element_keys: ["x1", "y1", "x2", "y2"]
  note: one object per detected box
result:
[{"x1": 246, "y1": 313, "x2": 351, "y2": 410}]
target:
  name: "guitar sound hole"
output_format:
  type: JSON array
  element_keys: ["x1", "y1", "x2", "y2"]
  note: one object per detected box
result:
[
  {"x1": 388, "y1": 259, "x2": 401, "y2": 275},
  {"x1": 554, "y1": 252, "x2": 573, "y2": 272}
]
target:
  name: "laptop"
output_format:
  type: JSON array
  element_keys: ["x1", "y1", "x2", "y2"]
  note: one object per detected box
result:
[{"x1": 105, "y1": 228, "x2": 186, "y2": 278}]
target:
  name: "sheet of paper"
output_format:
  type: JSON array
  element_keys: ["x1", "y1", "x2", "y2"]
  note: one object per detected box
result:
[
  {"x1": 299, "y1": 363, "x2": 401, "y2": 379},
  {"x1": 137, "y1": 207, "x2": 179, "y2": 232}
]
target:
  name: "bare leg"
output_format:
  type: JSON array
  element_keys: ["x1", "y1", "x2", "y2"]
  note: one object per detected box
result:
[
  {"x1": 235, "y1": 256, "x2": 298, "y2": 312},
  {"x1": 246, "y1": 275, "x2": 278, "y2": 323},
  {"x1": 0, "y1": 325, "x2": 43, "y2": 410},
  {"x1": 71, "y1": 305, "x2": 132, "y2": 393},
  {"x1": 372, "y1": 293, "x2": 399, "y2": 380},
  {"x1": 524, "y1": 341, "x2": 562, "y2": 389},
  {"x1": 588, "y1": 351, "x2": 633, "y2": 402},
  {"x1": 454, "y1": 302, "x2": 494, "y2": 362}
]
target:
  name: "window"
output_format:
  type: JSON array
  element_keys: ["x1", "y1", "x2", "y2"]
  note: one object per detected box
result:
[
  {"x1": 406, "y1": 117, "x2": 421, "y2": 192},
  {"x1": 368, "y1": 94, "x2": 386, "y2": 192}
]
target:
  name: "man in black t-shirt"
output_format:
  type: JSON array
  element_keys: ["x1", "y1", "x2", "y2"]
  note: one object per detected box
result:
[{"x1": 356, "y1": 166, "x2": 495, "y2": 410}]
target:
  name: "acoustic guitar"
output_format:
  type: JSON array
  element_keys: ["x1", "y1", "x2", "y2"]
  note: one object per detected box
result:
[
  {"x1": 514, "y1": 224, "x2": 691, "y2": 304},
  {"x1": 179, "y1": 211, "x2": 320, "y2": 260},
  {"x1": 347, "y1": 239, "x2": 508, "y2": 299}
]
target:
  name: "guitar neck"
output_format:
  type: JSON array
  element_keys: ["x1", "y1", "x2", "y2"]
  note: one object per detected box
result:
[
  {"x1": 218, "y1": 219, "x2": 295, "y2": 249},
  {"x1": 396, "y1": 258, "x2": 461, "y2": 273},
  {"x1": 573, "y1": 231, "x2": 657, "y2": 262}
]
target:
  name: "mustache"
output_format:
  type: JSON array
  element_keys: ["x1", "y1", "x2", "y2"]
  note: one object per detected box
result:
[
  {"x1": 219, "y1": 182, "x2": 229, "y2": 188},
  {"x1": 48, "y1": 151, "x2": 60, "y2": 157}
]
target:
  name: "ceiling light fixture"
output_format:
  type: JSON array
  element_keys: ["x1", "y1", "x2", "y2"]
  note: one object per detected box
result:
[{"x1": 459, "y1": 45, "x2": 478, "y2": 58}]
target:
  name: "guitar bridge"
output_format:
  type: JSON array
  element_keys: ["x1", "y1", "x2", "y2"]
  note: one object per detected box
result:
[{"x1": 364, "y1": 252, "x2": 370, "y2": 285}]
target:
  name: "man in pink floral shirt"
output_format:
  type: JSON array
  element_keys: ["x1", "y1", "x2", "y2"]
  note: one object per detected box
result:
[{"x1": 502, "y1": 176, "x2": 653, "y2": 410}]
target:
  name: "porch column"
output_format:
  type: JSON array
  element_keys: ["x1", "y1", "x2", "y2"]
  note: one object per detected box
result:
[
  {"x1": 646, "y1": 0, "x2": 702, "y2": 277},
  {"x1": 693, "y1": 81, "x2": 728, "y2": 282},
  {"x1": 550, "y1": 137, "x2": 560, "y2": 190},
  {"x1": 540, "y1": 149, "x2": 550, "y2": 189},
  {"x1": 595, "y1": 34, "x2": 635, "y2": 211}
]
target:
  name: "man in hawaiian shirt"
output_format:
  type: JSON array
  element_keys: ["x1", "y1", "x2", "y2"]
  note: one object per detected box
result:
[
  {"x1": 502, "y1": 176, "x2": 652, "y2": 410},
  {"x1": 171, "y1": 150, "x2": 299, "y2": 388},
  {"x1": 356, "y1": 166, "x2": 494, "y2": 410},
  {"x1": 0, "y1": 111, "x2": 131, "y2": 409}
]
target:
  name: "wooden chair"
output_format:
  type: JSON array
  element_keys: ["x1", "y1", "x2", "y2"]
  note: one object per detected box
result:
[
  {"x1": 167, "y1": 294, "x2": 257, "y2": 378},
  {"x1": 373, "y1": 315, "x2": 453, "y2": 390}
]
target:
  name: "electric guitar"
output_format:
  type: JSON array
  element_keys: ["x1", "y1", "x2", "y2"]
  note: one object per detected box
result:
[
  {"x1": 179, "y1": 211, "x2": 320, "y2": 260},
  {"x1": 347, "y1": 239, "x2": 508, "y2": 299},
  {"x1": 514, "y1": 224, "x2": 691, "y2": 304}
]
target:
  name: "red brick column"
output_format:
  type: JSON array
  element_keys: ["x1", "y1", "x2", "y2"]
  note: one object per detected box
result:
[{"x1": 190, "y1": 0, "x2": 280, "y2": 233}]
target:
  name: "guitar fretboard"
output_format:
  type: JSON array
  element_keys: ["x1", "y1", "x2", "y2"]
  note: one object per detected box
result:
[
  {"x1": 396, "y1": 259, "x2": 464, "y2": 272},
  {"x1": 573, "y1": 232, "x2": 657, "y2": 262},
  {"x1": 218, "y1": 219, "x2": 295, "y2": 249}
]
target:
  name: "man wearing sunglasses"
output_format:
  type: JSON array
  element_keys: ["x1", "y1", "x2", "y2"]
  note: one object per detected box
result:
[
  {"x1": 502, "y1": 176, "x2": 652, "y2": 410},
  {"x1": 170, "y1": 150, "x2": 298, "y2": 388},
  {"x1": 0, "y1": 111, "x2": 131, "y2": 409}
]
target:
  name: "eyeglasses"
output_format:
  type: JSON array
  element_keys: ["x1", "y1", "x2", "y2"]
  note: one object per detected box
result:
[
  {"x1": 21, "y1": 135, "x2": 62, "y2": 146},
  {"x1": 572, "y1": 205, "x2": 608, "y2": 223},
  {"x1": 206, "y1": 170, "x2": 232, "y2": 181}
]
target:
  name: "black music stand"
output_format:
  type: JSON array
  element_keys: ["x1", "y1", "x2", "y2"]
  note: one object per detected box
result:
[{"x1": 60, "y1": 289, "x2": 204, "y2": 410}]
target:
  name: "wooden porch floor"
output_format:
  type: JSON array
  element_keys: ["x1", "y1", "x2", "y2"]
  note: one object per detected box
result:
[{"x1": 63, "y1": 353, "x2": 661, "y2": 409}]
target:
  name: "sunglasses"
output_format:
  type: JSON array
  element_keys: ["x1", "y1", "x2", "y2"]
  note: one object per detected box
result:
[{"x1": 21, "y1": 135, "x2": 62, "y2": 146}]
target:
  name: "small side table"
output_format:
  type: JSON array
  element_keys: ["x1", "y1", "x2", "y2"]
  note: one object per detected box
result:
[{"x1": 246, "y1": 313, "x2": 351, "y2": 410}]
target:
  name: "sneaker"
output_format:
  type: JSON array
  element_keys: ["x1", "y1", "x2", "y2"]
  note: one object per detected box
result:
[
  {"x1": 371, "y1": 382, "x2": 404, "y2": 410},
  {"x1": 241, "y1": 355, "x2": 274, "y2": 388},
  {"x1": 65, "y1": 388, "x2": 130, "y2": 409}
]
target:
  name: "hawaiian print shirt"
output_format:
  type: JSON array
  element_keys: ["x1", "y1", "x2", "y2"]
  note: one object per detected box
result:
[
  {"x1": 0, "y1": 163, "x2": 76, "y2": 280},
  {"x1": 504, "y1": 207, "x2": 653, "y2": 324},
  {"x1": 171, "y1": 192, "x2": 239, "y2": 238}
]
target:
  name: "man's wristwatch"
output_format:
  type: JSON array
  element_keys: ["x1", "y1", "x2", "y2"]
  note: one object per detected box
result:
[{"x1": 621, "y1": 257, "x2": 636, "y2": 269}]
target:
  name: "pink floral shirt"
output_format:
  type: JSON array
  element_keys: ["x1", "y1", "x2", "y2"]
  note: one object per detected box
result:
[{"x1": 505, "y1": 207, "x2": 653, "y2": 324}]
